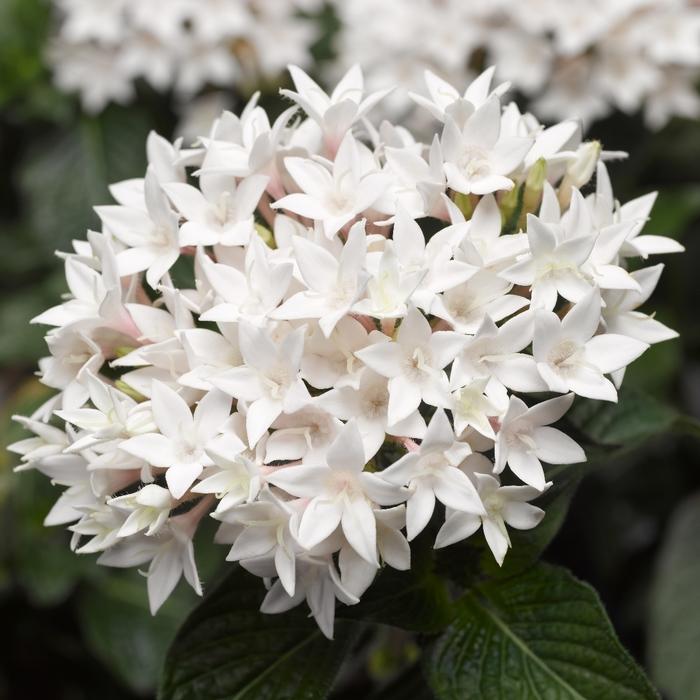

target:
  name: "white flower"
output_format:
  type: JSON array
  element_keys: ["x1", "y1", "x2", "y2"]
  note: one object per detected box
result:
[
  {"x1": 533, "y1": 287, "x2": 648, "y2": 401},
  {"x1": 260, "y1": 553, "x2": 357, "y2": 640},
  {"x1": 214, "y1": 488, "x2": 299, "y2": 596},
  {"x1": 211, "y1": 322, "x2": 310, "y2": 446},
  {"x1": 281, "y1": 64, "x2": 390, "y2": 148},
  {"x1": 494, "y1": 393, "x2": 585, "y2": 491},
  {"x1": 318, "y1": 369, "x2": 426, "y2": 459},
  {"x1": 121, "y1": 381, "x2": 233, "y2": 498},
  {"x1": 99, "y1": 518, "x2": 203, "y2": 614},
  {"x1": 352, "y1": 241, "x2": 425, "y2": 320},
  {"x1": 450, "y1": 377, "x2": 504, "y2": 440},
  {"x1": 436, "y1": 473, "x2": 548, "y2": 566},
  {"x1": 382, "y1": 409, "x2": 484, "y2": 541},
  {"x1": 97, "y1": 167, "x2": 182, "y2": 289},
  {"x1": 355, "y1": 307, "x2": 466, "y2": 425},
  {"x1": 191, "y1": 444, "x2": 260, "y2": 514},
  {"x1": 601, "y1": 265, "x2": 678, "y2": 346},
  {"x1": 500, "y1": 199, "x2": 597, "y2": 311},
  {"x1": 271, "y1": 220, "x2": 368, "y2": 336},
  {"x1": 272, "y1": 133, "x2": 389, "y2": 238},
  {"x1": 441, "y1": 97, "x2": 533, "y2": 195},
  {"x1": 164, "y1": 174, "x2": 269, "y2": 247},
  {"x1": 409, "y1": 67, "x2": 509, "y2": 125},
  {"x1": 109, "y1": 484, "x2": 175, "y2": 537},
  {"x1": 267, "y1": 421, "x2": 407, "y2": 564}
]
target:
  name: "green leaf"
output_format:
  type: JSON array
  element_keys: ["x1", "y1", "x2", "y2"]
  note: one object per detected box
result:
[
  {"x1": 567, "y1": 388, "x2": 679, "y2": 452},
  {"x1": 425, "y1": 563, "x2": 658, "y2": 699},
  {"x1": 19, "y1": 106, "x2": 150, "y2": 257},
  {"x1": 0, "y1": 270, "x2": 66, "y2": 365},
  {"x1": 79, "y1": 571, "x2": 198, "y2": 695},
  {"x1": 648, "y1": 493, "x2": 700, "y2": 700},
  {"x1": 339, "y1": 535, "x2": 452, "y2": 633},
  {"x1": 0, "y1": 0, "x2": 50, "y2": 107},
  {"x1": 159, "y1": 565, "x2": 361, "y2": 700}
]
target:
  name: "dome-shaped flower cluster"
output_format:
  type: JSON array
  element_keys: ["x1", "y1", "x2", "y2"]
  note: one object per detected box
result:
[
  {"x1": 11, "y1": 66, "x2": 682, "y2": 638},
  {"x1": 48, "y1": 0, "x2": 700, "y2": 128},
  {"x1": 334, "y1": 0, "x2": 700, "y2": 128},
  {"x1": 49, "y1": 0, "x2": 322, "y2": 112}
]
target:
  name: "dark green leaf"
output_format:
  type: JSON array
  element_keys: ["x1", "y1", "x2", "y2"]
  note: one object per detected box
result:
[
  {"x1": 0, "y1": 270, "x2": 65, "y2": 364},
  {"x1": 79, "y1": 572, "x2": 197, "y2": 695},
  {"x1": 159, "y1": 565, "x2": 361, "y2": 700},
  {"x1": 339, "y1": 535, "x2": 452, "y2": 633},
  {"x1": 567, "y1": 388, "x2": 678, "y2": 452},
  {"x1": 0, "y1": 0, "x2": 50, "y2": 107},
  {"x1": 19, "y1": 106, "x2": 150, "y2": 256},
  {"x1": 648, "y1": 493, "x2": 700, "y2": 700},
  {"x1": 425, "y1": 563, "x2": 658, "y2": 699}
]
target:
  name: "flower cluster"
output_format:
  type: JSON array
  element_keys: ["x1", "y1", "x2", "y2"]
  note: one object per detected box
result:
[
  {"x1": 49, "y1": 0, "x2": 322, "y2": 112},
  {"x1": 11, "y1": 66, "x2": 682, "y2": 638},
  {"x1": 332, "y1": 0, "x2": 700, "y2": 128}
]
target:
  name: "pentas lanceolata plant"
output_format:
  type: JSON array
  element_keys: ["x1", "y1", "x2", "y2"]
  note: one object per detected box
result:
[{"x1": 11, "y1": 66, "x2": 683, "y2": 639}]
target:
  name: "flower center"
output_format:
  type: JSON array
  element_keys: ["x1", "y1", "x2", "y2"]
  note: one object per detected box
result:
[{"x1": 458, "y1": 146, "x2": 491, "y2": 179}]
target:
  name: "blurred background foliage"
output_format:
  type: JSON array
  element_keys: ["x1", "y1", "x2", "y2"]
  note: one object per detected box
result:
[{"x1": 0, "y1": 0, "x2": 699, "y2": 698}]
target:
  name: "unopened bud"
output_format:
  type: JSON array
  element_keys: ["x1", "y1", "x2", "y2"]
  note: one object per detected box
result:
[
  {"x1": 520, "y1": 158, "x2": 547, "y2": 229},
  {"x1": 255, "y1": 223, "x2": 276, "y2": 248},
  {"x1": 558, "y1": 141, "x2": 601, "y2": 208}
]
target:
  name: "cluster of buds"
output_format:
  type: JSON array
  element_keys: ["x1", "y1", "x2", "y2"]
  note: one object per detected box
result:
[{"x1": 11, "y1": 65, "x2": 682, "y2": 638}]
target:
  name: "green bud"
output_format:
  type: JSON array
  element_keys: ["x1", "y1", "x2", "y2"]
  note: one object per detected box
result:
[
  {"x1": 520, "y1": 157, "x2": 547, "y2": 229},
  {"x1": 255, "y1": 222, "x2": 276, "y2": 248},
  {"x1": 453, "y1": 191, "x2": 474, "y2": 219},
  {"x1": 499, "y1": 184, "x2": 521, "y2": 231}
]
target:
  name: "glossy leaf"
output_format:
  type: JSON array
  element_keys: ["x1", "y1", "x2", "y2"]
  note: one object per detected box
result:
[
  {"x1": 425, "y1": 563, "x2": 658, "y2": 699},
  {"x1": 159, "y1": 565, "x2": 360, "y2": 700},
  {"x1": 79, "y1": 572, "x2": 197, "y2": 695}
]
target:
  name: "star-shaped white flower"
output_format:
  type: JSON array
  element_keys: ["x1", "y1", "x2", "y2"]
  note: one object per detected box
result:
[
  {"x1": 97, "y1": 166, "x2": 182, "y2": 288},
  {"x1": 355, "y1": 306, "x2": 467, "y2": 425},
  {"x1": 272, "y1": 133, "x2": 389, "y2": 238},
  {"x1": 271, "y1": 220, "x2": 368, "y2": 336},
  {"x1": 280, "y1": 64, "x2": 391, "y2": 149},
  {"x1": 500, "y1": 202, "x2": 597, "y2": 310},
  {"x1": 211, "y1": 322, "x2": 310, "y2": 446},
  {"x1": 267, "y1": 421, "x2": 407, "y2": 565},
  {"x1": 441, "y1": 96, "x2": 532, "y2": 195},
  {"x1": 436, "y1": 473, "x2": 548, "y2": 566},
  {"x1": 120, "y1": 381, "x2": 233, "y2": 498},
  {"x1": 533, "y1": 287, "x2": 648, "y2": 401},
  {"x1": 381, "y1": 409, "x2": 485, "y2": 541},
  {"x1": 495, "y1": 393, "x2": 585, "y2": 490},
  {"x1": 164, "y1": 173, "x2": 269, "y2": 247}
]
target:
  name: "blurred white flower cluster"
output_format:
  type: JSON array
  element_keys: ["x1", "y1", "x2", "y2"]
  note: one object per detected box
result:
[
  {"x1": 49, "y1": 0, "x2": 322, "y2": 112},
  {"x1": 11, "y1": 66, "x2": 682, "y2": 638},
  {"x1": 332, "y1": 0, "x2": 700, "y2": 128}
]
